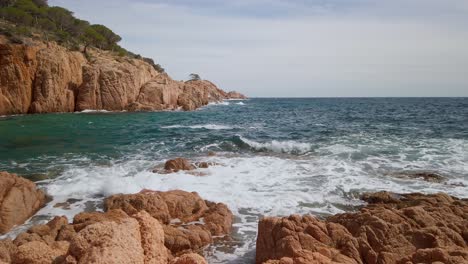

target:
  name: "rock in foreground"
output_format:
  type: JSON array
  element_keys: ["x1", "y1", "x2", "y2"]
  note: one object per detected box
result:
[
  {"x1": 256, "y1": 191, "x2": 468, "y2": 264},
  {"x1": 0, "y1": 189, "x2": 232, "y2": 263},
  {"x1": 0, "y1": 171, "x2": 46, "y2": 234},
  {"x1": 105, "y1": 190, "x2": 233, "y2": 256}
]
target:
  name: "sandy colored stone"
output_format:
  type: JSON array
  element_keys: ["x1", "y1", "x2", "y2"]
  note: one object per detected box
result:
[
  {"x1": 226, "y1": 91, "x2": 247, "y2": 99},
  {"x1": 256, "y1": 191, "x2": 468, "y2": 264},
  {"x1": 0, "y1": 171, "x2": 46, "y2": 234},
  {"x1": 104, "y1": 192, "x2": 171, "y2": 224},
  {"x1": 170, "y1": 253, "x2": 207, "y2": 264},
  {"x1": 1, "y1": 40, "x2": 240, "y2": 115}
]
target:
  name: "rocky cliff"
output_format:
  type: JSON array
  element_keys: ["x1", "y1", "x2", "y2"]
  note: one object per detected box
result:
[{"x1": 0, "y1": 38, "x2": 245, "y2": 115}]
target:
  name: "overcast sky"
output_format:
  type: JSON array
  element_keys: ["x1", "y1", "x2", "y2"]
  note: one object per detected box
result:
[{"x1": 50, "y1": 0, "x2": 468, "y2": 97}]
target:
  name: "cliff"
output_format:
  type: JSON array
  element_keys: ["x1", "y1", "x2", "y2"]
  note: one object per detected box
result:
[{"x1": 0, "y1": 38, "x2": 246, "y2": 115}]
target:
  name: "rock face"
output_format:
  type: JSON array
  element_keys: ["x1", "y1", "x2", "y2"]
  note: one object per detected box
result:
[
  {"x1": 0, "y1": 39, "x2": 246, "y2": 115},
  {"x1": 105, "y1": 190, "x2": 233, "y2": 256},
  {"x1": 0, "y1": 189, "x2": 232, "y2": 263},
  {"x1": 256, "y1": 192, "x2": 468, "y2": 264},
  {"x1": 0, "y1": 171, "x2": 46, "y2": 234}
]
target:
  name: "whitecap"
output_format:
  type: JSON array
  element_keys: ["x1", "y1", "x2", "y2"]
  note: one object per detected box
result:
[
  {"x1": 161, "y1": 124, "x2": 234, "y2": 130},
  {"x1": 239, "y1": 136, "x2": 312, "y2": 154}
]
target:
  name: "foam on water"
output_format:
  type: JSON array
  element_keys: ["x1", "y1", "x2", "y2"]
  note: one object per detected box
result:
[
  {"x1": 208, "y1": 101, "x2": 230, "y2": 106},
  {"x1": 239, "y1": 136, "x2": 312, "y2": 154},
  {"x1": 161, "y1": 124, "x2": 234, "y2": 130},
  {"x1": 236, "y1": 102, "x2": 245, "y2": 105},
  {"x1": 5, "y1": 139, "x2": 465, "y2": 261}
]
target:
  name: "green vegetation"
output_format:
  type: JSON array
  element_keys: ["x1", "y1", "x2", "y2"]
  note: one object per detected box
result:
[
  {"x1": 0, "y1": 0, "x2": 164, "y2": 72},
  {"x1": 189, "y1": 73, "x2": 201, "y2": 81}
]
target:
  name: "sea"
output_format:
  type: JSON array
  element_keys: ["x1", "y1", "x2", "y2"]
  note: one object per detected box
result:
[{"x1": 1, "y1": 98, "x2": 467, "y2": 263}]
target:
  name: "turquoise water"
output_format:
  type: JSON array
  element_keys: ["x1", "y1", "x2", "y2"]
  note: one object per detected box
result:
[{"x1": 1, "y1": 98, "x2": 467, "y2": 263}]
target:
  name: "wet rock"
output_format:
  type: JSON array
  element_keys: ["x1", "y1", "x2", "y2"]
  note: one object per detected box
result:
[
  {"x1": 256, "y1": 191, "x2": 468, "y2": 264},
  {"x1": 0, "y1": 171, "x2": 46, "y2": 234},
  {"x1": 153, "y1": 158, "x2": 218, "y2": 174},
  {"x1": 164, "y1": 158, "x2": 196, "y2": 172},
  {"x1": 393, "y1": 171, "x2": 446, "y2": 183}
]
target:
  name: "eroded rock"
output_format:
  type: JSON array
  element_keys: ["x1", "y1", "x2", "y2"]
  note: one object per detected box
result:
[
  {"x1": 0, "y1": 171, "x2": 46, "y2": 234},
  {"x1": 105, "y1": 189, "x2": 233, "y2": 256},
  {"x1": 256, "y1": 191, "x2": 468, "y2": 264}
]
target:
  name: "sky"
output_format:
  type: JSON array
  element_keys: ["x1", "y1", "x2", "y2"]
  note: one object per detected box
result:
[{"x1": 49, "y1": 0, "x2": 468, "y2": 97}]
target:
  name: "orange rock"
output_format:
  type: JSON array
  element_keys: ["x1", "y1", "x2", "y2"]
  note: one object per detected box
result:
[
  {"x1": 104, "y1": 191, "x2": 171, "y2": 224},
  {"x1": 1, "y1": 41, "x2": 238, "y2": 115},
  {"x1": 256, "y1": 192, "x2": 468, "y2": 264},
  {"x1": 0, "y1": 171, "x2": 46, "y2": 234},
  {"x1": 226, "y1": 91, "x2": 247, "y2": 99},
  {"x1": 170, "y1": 253, "x2": 207, "y2": 264},
  {"x1": 164, "y1": 158, "x2": 195, "y2": 172}
]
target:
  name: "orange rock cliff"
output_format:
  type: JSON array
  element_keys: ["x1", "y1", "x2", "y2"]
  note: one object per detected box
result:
[{"x1": 0, "y1": 38, "x2": 246, "y2": 115}]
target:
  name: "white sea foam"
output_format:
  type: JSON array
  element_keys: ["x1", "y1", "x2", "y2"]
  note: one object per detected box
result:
[
  {"x1": 236, "y1": 102, "x2": 245, "y2": 105},
  {"x1": 3, "y1": 137, "x2": 468, "y2": 262},
  {"x1": 78, "y1": 109, "x2": 111, "y2": 113},
  {"x1": 208, "y1": 101, "x2": 230, "y2": 106},
  {"x1": 161, "y1": 124, "x2": 234, "y2": 130},
  {"x1": 239, "y1": 136, "x2": 312, "y2": 154}
]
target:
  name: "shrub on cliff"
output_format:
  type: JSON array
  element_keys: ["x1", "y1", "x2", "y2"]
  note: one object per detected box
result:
[{"x1": 189, "y1": 73, "x2": 201, "y2": 81}]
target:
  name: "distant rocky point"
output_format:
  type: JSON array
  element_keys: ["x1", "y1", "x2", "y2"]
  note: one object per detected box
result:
[{"x1": 0, "y1": 37, "x2": 246, "y2": 115}]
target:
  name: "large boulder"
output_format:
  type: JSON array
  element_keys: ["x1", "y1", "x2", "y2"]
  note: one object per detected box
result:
[
  {"x1": 105, "y1": 190, "x2": 233, "y2": 256},
  {"x1": 0, "y1": 171, "x2": 46, "y2": 234},
  {"x1": 1, "y1": 210, "x2": 171, "y2": 264},
  {"x1": 256, "y1": 192, "x2": 468, "y2": 264}
]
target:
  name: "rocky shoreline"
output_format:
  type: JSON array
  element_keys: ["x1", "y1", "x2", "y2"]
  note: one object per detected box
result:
[
  {"x1": 0, "y1": 37, "x2": 246, "y2": 116},
  {"x1": 1, "y1": 160, "x2": 467, "y2": 264}
]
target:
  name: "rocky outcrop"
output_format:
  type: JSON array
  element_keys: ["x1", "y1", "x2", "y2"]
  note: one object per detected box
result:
[
  {"x1": 256, "y1": 192, "x2": 468, "y2": 264},
  {"x1": 226, "y1": 91, "x2": 247, "y2": 99},
  {"x1": 0, "y1": 39, "x2": 246, "y2": 115},
  {"x1": 0, "y1": 171, "x2": 46, "y2": 234},
  {"x1": 105, "y1": 190, "x2": 233, "y2": 256},
  {"x1": 152, "y1": 158, "x2": 218, "y2": 174},
  {"x1": 0, "y1": 189, "x2": 232, "y2": 263}
]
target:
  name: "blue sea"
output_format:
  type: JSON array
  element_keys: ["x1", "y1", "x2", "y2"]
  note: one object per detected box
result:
[{"x1": 1, "y1": 98, "x2": 467, "y2": 263}]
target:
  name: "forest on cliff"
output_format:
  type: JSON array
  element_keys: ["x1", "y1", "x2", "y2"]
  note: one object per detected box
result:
[{"x1": 0, "y1": 0, "x2": 164, "y2": 72}]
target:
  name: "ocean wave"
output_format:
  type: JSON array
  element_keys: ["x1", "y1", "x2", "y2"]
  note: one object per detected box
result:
[
  {"x1": 208, "y1": 101, "x2": 230, "y2": 106},
  {"x1": 161, "y1": 124, "x2": 234, "y2": 130},
  {"x1": 238, "y1": 136, "x2": 312, "y2": 154},
  {"x1": 236, "y1": 102, "x2": 245, "y2": 105}
]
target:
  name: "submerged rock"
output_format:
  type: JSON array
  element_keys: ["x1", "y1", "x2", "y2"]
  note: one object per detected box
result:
[
  {"x1": 392, "y1": 171, "x2": 446, "y2": 183},
  {"x1": 0, "y1": 171, "x2": 46, "y2": 234},
  {"x1": 256, "y1": 191, "x2": 468, "y2": 264}
]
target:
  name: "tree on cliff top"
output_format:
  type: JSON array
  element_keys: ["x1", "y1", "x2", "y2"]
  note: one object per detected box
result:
[{"x1": 189, "y1": 73, "x2": 201, "y2": 81}]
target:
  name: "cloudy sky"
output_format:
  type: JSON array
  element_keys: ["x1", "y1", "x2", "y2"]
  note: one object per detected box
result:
[{"x1": 50, "y1": 0, "x2": 468, "y2": 97}]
